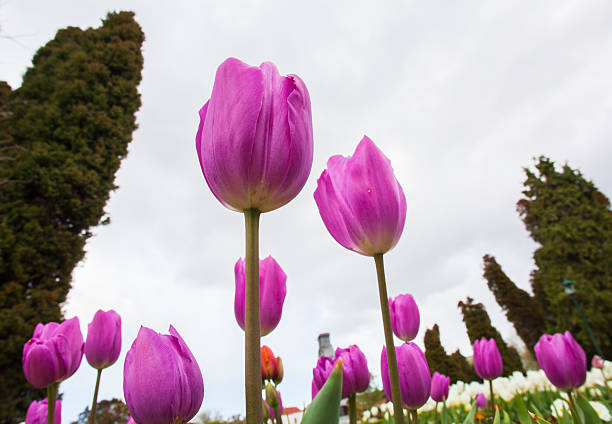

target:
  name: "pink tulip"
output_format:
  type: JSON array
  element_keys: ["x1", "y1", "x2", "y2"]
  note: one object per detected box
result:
[
  {"x1": 314, "y1": 136, "x2": 406, "y2": 256},
  {"x1": 196, "y1": 57, "x2": 313, "y2": 213},
  {"x1": 85, "y1": 309, "x2": 121, "y2": 369},
  {"x1": 389, "y1": 294, "x2": 420, "y2": 341},
  {"x1": 25, "y1": 398, "x2": 61, "y2": 424}
]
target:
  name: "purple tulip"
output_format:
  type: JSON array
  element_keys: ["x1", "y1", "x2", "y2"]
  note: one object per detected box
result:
[
  {"x1": 196, "y1": 57, "x2": 313, "y2": 213},
  {"x1": 381, "y1": 343, "x2": 431, "y2": 409},
  {"x1": 592, "y1": 355, "x2": 604, "y2": 370},
  {"x1": 473, "y1": 338, "x2": 503, "y2": 380},
  {"x1": 126, "y1": 419, "x2": 137, "y2": 424},
  {"x1": 25, "y1": 398, "x2": 61, "y2": 424},
  {"x1": 534, "y1": 331, "x2": 586, "y2": 391},
  {"x1": 85, "y1": 309, "x2": 121, "y2": 369},
  {"x1": 389, "y1": 294, "x2": 420, "y2": 341},
  {"x1": 430, "y1": 371, "x2": 450, "y2": 402},
  {"x1": 476, "y1": 393, "x2": 487, "y2": 409},
  {"x1": 22, "y1": 317, "x2": 84, "y2": 388},
  {"x1": 311, "y1": 356, "x2": 335, "y2": 399},
  {"x1": 123, "y1": 325, "x2": 204, "y2": 424},
  {"x1": 234, "y1": 256, "x2": 287, "y2": 336},
  {"x1": 314, "y1": 136, "x2": 407, "y2": 257},
  {"x1": 334, "y1": 345, "x2": 370, "y2": 398}
]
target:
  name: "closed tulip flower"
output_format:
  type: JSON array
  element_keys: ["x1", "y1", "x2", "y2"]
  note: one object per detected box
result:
[
  {"x1": 261, "y1": 345, "x2": 280, "y2": 382},
  {"x1": 389, "y1": 294, "x2": 420, "y2": 342},
  {"x1": 381, "y1": 343, "x2": 431, "y2": 409},
  {"x1": 534, "y1": 331, "x2": 586, "y2": 391},
  {"x1": 235, "y1": 256, "x2": 286, "y2": 336},
  {"x1": 476, "y1": 393, "x2": 487, "y2": 409},
  {"x1": 311, "y1": 356, "x2": 335, "y2": 399},
  {"x1": 430, "y1": 371, "x2": 450, "y2": 402},
  {"x1": 85, "y1": 309, "x2": 121, "y2": 369},
  {"x1": 334, "y1": 345, "x2": 370, "y2": 398},
  {"x1": 196, "y1": 57, "x2": 313, "y2": 213},
  {"x1": 592, "y1": 355, "x2": 604, "y2": 370},
  {"x1": 25, "y1": 398, "x2": 61, "y2": 424},
  {"x1": 22, "y1": 317, "x2": 84, "y2": 388},
  {"x1": 473, "y1": 338, "x2": 503, "y2": 380},
  {"x1": 123, "y1": 326, "x2": 204, "y2": 424},
  {"x1": 314, "y1": 136, "x2": 406, "y2": 256}
]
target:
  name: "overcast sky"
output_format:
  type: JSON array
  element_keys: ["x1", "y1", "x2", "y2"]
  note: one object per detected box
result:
[{"x1": 2, "y1": 0, "x2": 612, "y2": 421}]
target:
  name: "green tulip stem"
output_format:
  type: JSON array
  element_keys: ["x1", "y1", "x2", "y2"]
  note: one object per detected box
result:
[
  {"x1": 47, "y1": 383, "x2": 58, "y2": 424},
  {"x1": 434, "y1": 402, "x2": 438, "y2": 424},
  {"x1": 489, "y1": 379, "x2": 495, "y2": 413},
  {"x1": 374, "y1": 253, "x2": 405, "y2": 424},
  {"x1": 89, "y1": 369, "x2": 102, "y2": 424},
  {"x1": 566, "y1": 390, "x2": 582, "y2": 424},
  {"x1": 244, "y1": 208, "x2": 262, "y2": 424},
  {"x1": 273, "y1": 406, "x2": 282, "y2": 424},
  {"x1": 442, "y1": 398, "x2": 447, "y2": 424},
  {"x1": 411, "y1": 409, "x2": 419, "y2": 424},
  {"x1": 348, "y1": 393, "x2": 357, "y2": 424}
]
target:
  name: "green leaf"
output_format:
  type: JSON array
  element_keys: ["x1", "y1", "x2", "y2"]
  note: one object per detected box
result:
[
  {"x1": 493, "y1": 408, "x2": 501, "y2": 424},
  {"x1": 513, "y1": 395, "x2": 532, "y2": 424},
  {"x1": 461, "y1": 400, "x2": 477, "y2": 424},
  {"x1": 301, "y1": 360, "x2": 343, "y2": 424},
  {"x1": 575, "y1": 392, "x2": 602, "y2": 424},
  {"x1": 502, "y1": 410, "x2": 511, "y2": 424}
]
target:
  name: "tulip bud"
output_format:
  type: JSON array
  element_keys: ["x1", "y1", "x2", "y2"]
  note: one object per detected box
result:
[
  {"x1": 22, "y1": 317, "x2": 84, "y2": 388},
  {"x1": 261, "y1": 345, "x2": 279, "y2": 382},
  {"x1": 314, "y1": 136, "x2": 406, "y2": 256},
  {"x1": 85, "y1": 309, "x2": 121, "y2": 370},
  {"x1": 381, "y1": 342, "x2": 431, "y2": 409},
  {"x1": 430, "y1": 371, "x2": 450, "y2": 402},
  {"x1": 123, "y1": 325, "x2": 204, "y2": 424},
  {"x1": 311, "y1": 356, "x2": 335, "y2": 399},
  {"x1": 534, "y1": 331, "x2": 586, "y2": 391},
  {"x1": 476, "y1": 393, "x2": 487, "y2": 409},
  {"x1": 235, "y1": 256, "x2": 287, "y2": 337},
  {"x1": 592, "y1": 355, "x2": 605, "y2": 370},
  {"x1": 262, "y1": 400, "x2": 270, "y2": 421},
  {"x1": 334, "y1": 345, "x2": 370, "y2": 398},
  {"x1": 265, "y1": 382, "x2": 280, "y2": 409},
  {"x1": 274, "y1": 357, "x2": 284, "y2": 384},
  {"x1": 389, "y1": 294, "x2": 420, "y2": 342},
  {"x1": 473, "y1": 338, "x2": 503, "y2": 380},
  {"x1": 196, "y1": 58, "x2": 314, "y2": 213},
  {"x1": 25, "y1": 398, "x2": 61, "y2": 424}
]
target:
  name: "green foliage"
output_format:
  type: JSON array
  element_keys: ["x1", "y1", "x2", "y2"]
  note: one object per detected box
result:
[
  {"x1": 518, "y1": 157, "x2": 612, "y2": 358},
  {"x1": 424, "y1": 324, "x2": 479, "y2": 383},
  {"x1": 458, "y1": 297, "x2": 524, "y2": 376},
  {"x1": 301, "y1": 360, "x2": 343, "y2": 424},
  {"x1": 483, "y1": 255, "x2": 546, "y2": 352},
  {"x1": 71, "y1": 398, "x2": 130, "y2": 424},
  {"x1": 0, "y1": 12, "x2": 143, "y2": 422}
]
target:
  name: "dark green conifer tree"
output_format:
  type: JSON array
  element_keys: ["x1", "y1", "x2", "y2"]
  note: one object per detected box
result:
[
  {"x1": 424, "y1": 324, "x2": 478, "y2": 383},
  {"x1": 0, "y1": 12, "x2": 144, "y2": 422},
  {"x1": 482, "y1": 255, "x2": 545, "y2": 351},
  {"x1": 517, "y1": 157, "x2": 612, "y2": 358},
  {"x1": 458, "y1": 297, "x2": 524, "y2": 376}
]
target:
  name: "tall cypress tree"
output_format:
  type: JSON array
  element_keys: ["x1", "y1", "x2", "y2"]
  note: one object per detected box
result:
[
  {"x1": 424, "y1": 324, "x2": 478, "y2": 383},
  {"x1": 482, "y1": 255, "x2": 545, "y2": 351},
  {"x1": 0, "y1": 12, "x2": 144, "y2": 422},
  {"x1": 517, "y1": 157, "x2": 612, "y2": 358},
  {"x1": 458, "y1": 297, "x2": 524, "y2": 375}
]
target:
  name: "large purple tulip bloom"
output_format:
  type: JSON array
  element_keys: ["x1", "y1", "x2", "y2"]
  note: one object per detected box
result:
[
  {"x1": 22, "y1": 317, "x2": 84, "y2": 388},
  {"x1": 196, "y1": 57, "x2": 313, "y2": 213},
  {"x1": 314, "y1": 136, "x2": 406, "y2": 256},
  {"x1": 389, "y1": 294, "x2": 420, "y2": 342},
  {"x1": 473, "y1": 338, "x2": 503, "y2": 380},
  {"x1": 430, "y1": 371, "x2": 450, "y2": 402},
  {"x1": 534, "y1": 331, "x2": 586, "y2": 391},
  {"x1": 25, "y1": 398, "x2": 61, "y2": 424},
  {"x1": 85, "y1": 309, "x2": 121, "y2": 370},
  {"x1": 123, "y1": 326, "x2": 204, "y2": 424},
  {"x1": 235, "y1": 256, "x2": 287, "y2": 336},
  {"x1": 334, "y1": 345, "x2": 370, "y2": 398},
  {"x1": 311, "y1": 356, "x2": 335, "y2": 399},
  {"x1": 381, "y1": 343, "x2": 431, "y2": 409}
]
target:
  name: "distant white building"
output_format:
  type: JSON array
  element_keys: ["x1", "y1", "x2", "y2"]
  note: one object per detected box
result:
[{"x1": 318, "y1": 333, "x2": 333, "y2": 358}]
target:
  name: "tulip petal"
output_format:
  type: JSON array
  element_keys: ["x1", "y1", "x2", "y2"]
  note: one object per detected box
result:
[{"x1": 259, "y1": 256, "x2": 287, "y2": 336}]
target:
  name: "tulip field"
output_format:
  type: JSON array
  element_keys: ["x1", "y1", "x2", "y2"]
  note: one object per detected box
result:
[{"x1": 13, "y1": 39, "x2": 612, "y2": 424}]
